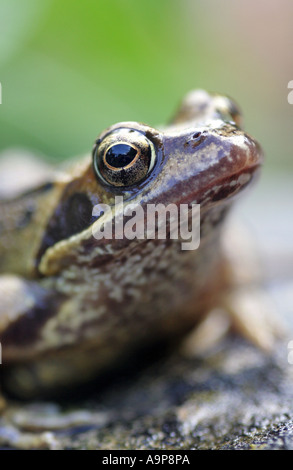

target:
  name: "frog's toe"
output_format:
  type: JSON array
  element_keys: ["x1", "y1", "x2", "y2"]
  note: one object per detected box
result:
[
  {"x1": 223, "y1": 287, "x2": 284, "y2": 352},
  {"x1": 180, "y1": 287, "x2": 283, "y2": 358},
  {"x1": 179, "y1": 308, "x2": 231, "y2": 357},
  {"x1": 0, "y1": 422, "x2": 59, "y2": 450}
]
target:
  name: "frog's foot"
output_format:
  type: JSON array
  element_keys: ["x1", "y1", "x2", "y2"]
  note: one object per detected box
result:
[
  {"x1": 180, "y1": 308, "x2": 230, "y2": 357},
  {"x1": 180, "y1": 287, "x2": 284, "y2": 358},
  {"x1": 0, "y1": 394, "x2": 53, "y2": 450},
  {"x1": 0, "y1": 402, "x2": 110, "y2": 449},
  {"x1": 0, "y1": 421, "x2": 60, "y2": 450}
]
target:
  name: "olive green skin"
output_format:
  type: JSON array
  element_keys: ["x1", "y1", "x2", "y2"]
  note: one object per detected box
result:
[{"x1": 0, "y1": 90, "x2": 263, "y2": 398}]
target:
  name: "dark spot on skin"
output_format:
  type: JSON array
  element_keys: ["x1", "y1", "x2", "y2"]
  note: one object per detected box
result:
[
  {"x1": 17, "y1": 204, "x2": 35, "y2": 229},
  {"x1": 211, "y1": 185, "x2": 235, "y2": 202},
  {"x1": 210, "y1": 171, "x2": 252, "y2": 203},
  {"x1": 88, "y1": 253, "x2": 113, "y2": 269}
]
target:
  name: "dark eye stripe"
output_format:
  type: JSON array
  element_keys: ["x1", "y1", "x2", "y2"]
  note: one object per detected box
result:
[
  {"x1": 105, "y1": 144, "x2": 137, "y2": 168},
  {"x1": 36, "y1": 192, "x2": 94, "y2": 268}
]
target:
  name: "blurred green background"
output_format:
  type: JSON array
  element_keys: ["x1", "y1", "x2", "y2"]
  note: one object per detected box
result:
[{"x1": 0, "y1": 0, "x2": 292, "y2": 170}]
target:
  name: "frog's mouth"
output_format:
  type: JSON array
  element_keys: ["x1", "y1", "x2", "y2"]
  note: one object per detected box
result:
[{"x1": 196, "y1": 162, "x2": 262, "y2": 209}]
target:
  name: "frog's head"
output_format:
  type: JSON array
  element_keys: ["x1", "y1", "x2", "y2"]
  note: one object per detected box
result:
[
  {"x1": 91, "y1": 98, "x2": 263, "y2": 210},
  {"x1": 38, "y1": 90, "x2": 263, "y2": 275}
]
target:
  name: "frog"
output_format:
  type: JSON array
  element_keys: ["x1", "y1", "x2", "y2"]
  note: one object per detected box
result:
[{"x1": 0, "y1": 89, "x2": 279, "y2": 448}]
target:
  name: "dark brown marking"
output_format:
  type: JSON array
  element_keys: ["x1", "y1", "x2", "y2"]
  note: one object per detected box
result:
[
  {"x1": 1, "y1": 288, "x2": 66, "y2": 347},
  {"x1": 37, "y1": 192, "x2": 97, "y2": 266},
  {"x1": 17, "y1": 203, "x2": 35, "y2": 229}
]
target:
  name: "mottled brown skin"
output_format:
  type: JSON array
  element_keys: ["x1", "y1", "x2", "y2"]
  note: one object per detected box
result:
[{"x1": 0, "y1": 90, "x2": 263, "y2": 398}]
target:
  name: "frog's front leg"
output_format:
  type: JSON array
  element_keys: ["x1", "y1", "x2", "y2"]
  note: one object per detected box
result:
[
  {"x1": 0, "y1": 275, "x2": 64, "y2": 448},
  {"x1": 0, "y1": 401, "x2": 110, "y2": 449},
  {"x1": 0, "y1": 275, "x2": 108, "y2": 399},
  {"x1": 181, "y1": 223, "x2": 284, "y2": 357},
  {"x1": 0, "y1": 275, "x2": 67, "y2": 395},
  {"x1": 0, "y1": 275, "x2": 63, "y2": 358},
  {"x1": 181, "y1": 286, "x2": 282, "y2": 358},
  {"x1": 221, "y1": 222, "x2": 284, "y2": 351}
]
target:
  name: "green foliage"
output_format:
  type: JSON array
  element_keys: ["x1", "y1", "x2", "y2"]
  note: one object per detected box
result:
[
  {"x1": 0, "y1": 0, "x2": 291, "y2": 170},
  {"x1": 0, "y1": 0, "x2": 204, "y2": 159}
]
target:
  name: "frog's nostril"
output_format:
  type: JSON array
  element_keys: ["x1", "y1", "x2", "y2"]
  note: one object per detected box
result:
[
  {"x1": 184, "y1": 131, "x2": 205, "y2": 148},
  {"x1": 193, "y1": 132, "x2": 202, "y2": 140},
  {"x1": 191, "y1": 131, "x2": 206, "y2": 148}
]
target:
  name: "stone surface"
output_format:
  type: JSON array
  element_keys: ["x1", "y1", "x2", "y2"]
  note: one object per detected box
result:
[{"x1": 3, "y1": 332, "x2": 293, "y2": 450}]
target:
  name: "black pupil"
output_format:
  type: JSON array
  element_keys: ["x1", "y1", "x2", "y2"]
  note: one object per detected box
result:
[{"x1": 105, "y1": 144, "x2": 137, "y2": 168}]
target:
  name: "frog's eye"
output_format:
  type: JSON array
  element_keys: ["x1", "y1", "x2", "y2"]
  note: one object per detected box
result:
[{"x1": 93, "y1": 128, "x2": 156, "y2": 187}]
